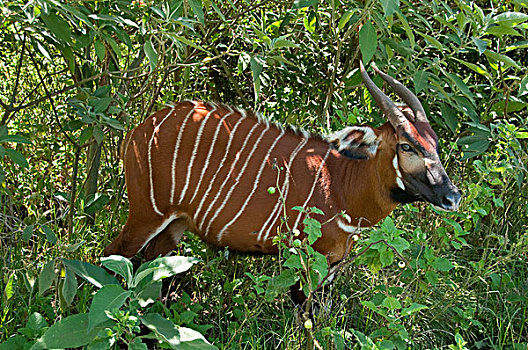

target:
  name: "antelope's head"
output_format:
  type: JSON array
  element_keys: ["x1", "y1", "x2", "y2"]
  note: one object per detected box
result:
[{"x1": 360, "y1": 61, "x2": 461, "y2": 211}]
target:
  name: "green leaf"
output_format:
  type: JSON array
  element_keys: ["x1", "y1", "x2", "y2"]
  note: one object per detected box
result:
[
  {"x1": 93, "y1": 125, "x2": 104, "y2": 144},
  {"x1": 250, "y1": 55, "x2": 265, "y2": 99},
  {"x1": 283, "y1": 254, "x2": 303, "y2": 269},
  {"x1": 414, "y1": 70, "x2": 429, "y2": 93},
  {"x1": 22, "y1": 224, "x2": 34, "y2": 242},
  {"x1": 85, "y1": 193, "x2": 110, "y2": 215},
  {"x1": 136, "y1": 280, "x2": 162, "y2": 307},
  {"x1": 453, "y1": 58, "x2": 491, "y2": 79},
  {"x1": 140, "y1": 313, "x2": 217, "y2": 349},
  {"x1": 472, "y1": 37, "x2": 488, "y2": 55},
  {"x1": 61, "y1": 266, "x2": 78, "y2": 307},
  {"x1": 188, "y1": 0, "x2": 204, "y2": 25},
  {"x1": 101, "y1": 116, "x2": 125, "y2": 131},
  {"x1": 101, "y1": 255, "x2": 133, "y2": 284},
  {"x1": 144, "y1": 40, "x2": 158, "y2": 71},
  {"x1": 359, "y1": 22, "x2": 377, "y2": 63},
  {"x1": 39, "y1": 260, "x2": 56, "y2": 295},
  {"x1": 486, "y1": 25, "x2": 521, "y2": 37},
  {"x1": 0, "y1": 335, "x2": 28, "y2": 350},
  {"x1": 338, "y1": 10, "x2": 356, "y2": 30},
  {"x1": 273, "y1": 36, "x2": 298, "y2": 49},
  {"x1": 40, "y1": 12, "x2": 72, "y2": 44},
  {"x1": 494, "y1": 12, "x2": 528, "y2": 25},
  {"x1": 4, "y1": 273, "x2": 14, "y2": 301},
  {"x1": 401, "y1": 303, "x2": 428, "y2": 316},
  {"x1": 303, "y1": 217, "x2": 322, "y2": 245},
  {"x1": 132, "y1": 256, "x2": 200, "y2": 288},
  {"x1": 31, "y1": 313, "x2": 111, "y2": 350},
  {"x1": 5, "y1": 149, "x2": 29, "y2": 169},
  {"x1": 491, "y1": 100, "x2": 526, "y2": 114},
  {"x1": 417, "y1": 31, "x2": 443, "y2": 50},
  {"x1": 62, "y1": 259, "x2": 118, "y2": 288},
  {"x1": 292, "y1": 0, "x2": 318, "y2": 9},
  {"x1": 484, "y1": 50, "x2": 520, "y2": 69},
  {"x1": 88, "y1": 285, "x2": 131, "y2": 332},
  {"x1": 432, "y1": 257, "x2": 454, "y2": 272},
  {"x1": 94, "y1": 39, "x2": 105, "y2": 61},
  {"x1": 0, "y1": 134, "x2": 31, "y2": 144},
  {"x1": 40, "y1": 224, "x2": 57, "y2": 244},
  {"x1": 380, "y1": 0, "x2": 400, "y2": 17},
  {"x1": 381, "y1": 296, "x2": 401, "y2": 310},
  {"x1": 440, "y1": 103, "x2": 458, "y2": 133},
  {"x1": 380, "y1": 249, "x2": 394, "y2": 267},
  {"x1": 26, "y1": 312, "x2": 48, "y2": 331}
]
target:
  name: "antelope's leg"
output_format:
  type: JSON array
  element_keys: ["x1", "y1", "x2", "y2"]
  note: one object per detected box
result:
[
  {"x1": 104, "y1": 216, "x2": 176, "y2": 258},
  {"x1": 143, "y1": 218, "x2": 188, "y2": 260}
]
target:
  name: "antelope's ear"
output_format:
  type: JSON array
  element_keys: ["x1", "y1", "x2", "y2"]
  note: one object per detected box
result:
[{"x1": 327, "y1": 126, "x2": 380, "y2": 160}]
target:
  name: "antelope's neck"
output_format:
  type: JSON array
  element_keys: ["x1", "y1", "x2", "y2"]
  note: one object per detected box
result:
[{"x1": 329, "y1": 125, "x2": 399, "y2": 227}]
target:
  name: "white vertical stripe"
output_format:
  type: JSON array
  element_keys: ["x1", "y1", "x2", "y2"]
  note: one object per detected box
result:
[
  {"x1": 139, "y1": 213, "x2": 180, "y2": 251},
  {"x1": 189, "y1": 106, "x2": 235, "y2": 204},
  {"x1": 292, "y1": 147, "x2": 332, "y2": 231},
  {"x1": 198, "y1": 122, "x2": 263, "y2": 232},
  {"x1": 259, "y1": 137, "x2": 308, "y2": 242},
  {"x1": 206, "y1": 124, "x2": 270, "y2": 239},
  {"x1": 217, "y1": 129, "x2": 285, "y2": 243},
  {"x1": 169, "y1": 102, "x2": 198, "y2": 205},
  {"x1": 178, "y1": 103, "x2": 218, "y2": 204},
  {"x1": 193, "y1": 112, "x2": 248, "y2": 223},
  {"x1": 148, "y1": 105, "x2": 176, "y2": 216}
]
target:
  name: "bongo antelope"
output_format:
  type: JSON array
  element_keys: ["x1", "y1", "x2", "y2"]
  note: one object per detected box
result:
[{"x1": 104, "y1": 62, "x2": 461, "y2": 270}]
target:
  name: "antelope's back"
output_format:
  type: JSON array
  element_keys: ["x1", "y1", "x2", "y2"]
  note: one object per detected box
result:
[{"x1": 123, "y1": 101, "x2": 330, "y2": 252}]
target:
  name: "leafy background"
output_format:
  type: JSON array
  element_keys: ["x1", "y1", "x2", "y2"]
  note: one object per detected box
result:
[{"x1": 0, "y1": 0, "x2": 527, "y2": 348}]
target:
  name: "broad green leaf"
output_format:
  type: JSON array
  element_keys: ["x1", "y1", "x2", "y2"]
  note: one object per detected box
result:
[
  {"x1": 484, "y1": 50, "x2": 520, "y2": 69},
  {"x1": 390, "y1": 237, "x2": 410, "y2": 254},
  {"x1": 491, "y1": 100, "x2": 526, "y2": 114},
  {"x1": 0, "y1": 335, "x2": 27, "y2": 350},
  {"x1": 4, "y1": 273, "x2": 14, "y2": 300},
  {"x1": 88, "y1": 285, "x2": 131, "y2": 331},
  {"x1": 292, "y1": 0, "x2": 318, "y2": 9},
  {"x1": 472, "y1": 37, "x2": 488, "y2": 55},
  {"x1": 40, "y1": 12, "x2": 72, "y2": 44},
  {"x1": 506, "y1": 40, "x2": 528, "y2": 51},
  {"x1": 94, "y1": 39, "x2": 105, "y2": 61},
  {"x1": 22, "y1": 224, "x2": 34, "y2": 242},
  {"x1": 132, "y1": 256, "x2": 200, "y2": 287},
  {"x1": 380, "y1": 0, "x2": 400, "y2": 17},
  {"x1": 432, "y1": 257, "x2": 454, "y2": 272},
  {"x1": 283, "y1": 254, "x2": 303, "y2": 269},
  {"x1": 62, "y1": 259, "x2": 118, "y2": 288},
  {"x1": 303, "y1": 217, "x2": 322, "y2": 244},
  {"x1": 93, "y1": 125, "x2": 104, "y2": 144},
  {"x1": 397, "y1": 12, "x2": 415, "y2": 48},
  {"x1": 453, "y1": 58, "x2": 491, "y2": 79},
  {"x1": 101, "y1": 255, "x2": 133, "y2": 284},
  {"x1": 140, "y1": 313, "x2": 217, "y2": 349},
  {"x1": 494, "y1": 12, "x2": 528, "y2": 25},
  {"x1": 380, "y1": 249, "x2": 394, "y2": 267},
  {"x1": 401, "y1": 303, "x2": 428, "y2": 316},
  {"x1": 486, "y1": 25, "x2": 521, "y2": 37},
  {"x1": 61, "y1": 266, "x2": 78, "y2": 307},
  {"x1": 440, "y1": 103, "x2": 458, "y2": 133},
  {"x1": 39, "y1": 260, "x2": 56, "y2": 295},
  {"x1": 359, "y1": 22, "x2": 377, "y2": 63},
  {"x1": 265, "y1": 269, "x2": 299, "y2": 301},
  {"x1": 273, "y1": 37, "x2": 298, "y2": 49},
  {"x1": 26, "y1": 312, "x2": 48, "y2": 331},
  {"x1": 414, "y1": 70, "x2": 429, "y2": 93},
  {"x1": 40, "y1": 224, "x2": 57, "y2": 244},
  {"x1": 144, "y1": 40, "x2": 158, "y2": 71},
  {"x1": 250, "y1": 55, "x2": 265, "y2": 99},
  {"x1": 417, "y1": 32, "x2": 443, "y2": 50},
  {"x1": 188, "y1": 0, "x2": 204, "y2": 25},
  {"x1": 0, "y1": 134, "x2": 31, "y2": 144},
  {"x1": 338, "y1": 10, "x2": 356, "y2": 30},
  {"x1": 136, "y1": 280, "x2": 162, "y2": 307},
  {"x1": 30, "y1": 313, "x2": 111, "y2": 350},
  {"x1": 381, "y1": 296, "x2": 401, "y2": 310},
  {"x1": 5, "y1": 149, "x2": 29, "y2": 169}
]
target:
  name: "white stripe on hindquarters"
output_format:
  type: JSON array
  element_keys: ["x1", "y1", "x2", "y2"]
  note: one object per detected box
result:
[
  {"x1": 148, "y1": 104, "x2": 177, "y2": 216},
  {"x1": 170, "y1": 102, "x2": 199, "y2": 205}
]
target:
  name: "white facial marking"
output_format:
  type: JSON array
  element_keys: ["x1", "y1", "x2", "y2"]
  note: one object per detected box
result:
[{"x1": 393, "y1": 155, "x2": 406, "y2": 190}]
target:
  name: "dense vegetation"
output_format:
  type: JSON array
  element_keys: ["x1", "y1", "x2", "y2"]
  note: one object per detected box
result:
[{"x1": 0, "y1": 0, "x2": 527, "y2": 348}]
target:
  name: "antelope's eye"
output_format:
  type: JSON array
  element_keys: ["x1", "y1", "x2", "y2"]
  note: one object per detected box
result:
[{"x1": 400, "y1": 144, "x2": 413, "y2": 152}]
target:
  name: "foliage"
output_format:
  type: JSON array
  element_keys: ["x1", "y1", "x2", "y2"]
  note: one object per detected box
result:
[{"x1": 0, "y1": 0, "x2": 527, "y2": 348}]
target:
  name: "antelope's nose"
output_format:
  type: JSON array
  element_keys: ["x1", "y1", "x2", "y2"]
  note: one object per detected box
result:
[{"x1": 441, "y1": 190, "x2": 461, "y2": 211}]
